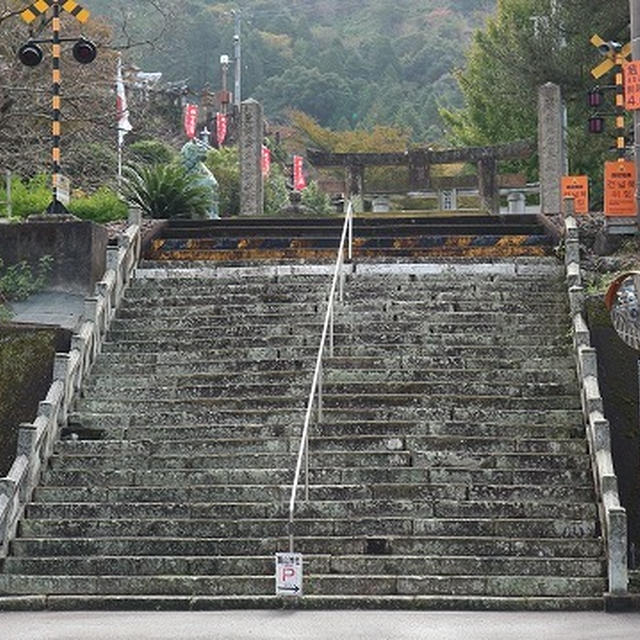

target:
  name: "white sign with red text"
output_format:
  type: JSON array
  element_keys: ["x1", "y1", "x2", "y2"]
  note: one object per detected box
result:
[{"x1": 275, "y1": 552, "x2": 303, "y2": 596}]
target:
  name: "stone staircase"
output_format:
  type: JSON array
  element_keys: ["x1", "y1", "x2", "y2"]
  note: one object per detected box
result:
[{"x1": 0, "y1": 258, "x2": 607, "y2": 609}]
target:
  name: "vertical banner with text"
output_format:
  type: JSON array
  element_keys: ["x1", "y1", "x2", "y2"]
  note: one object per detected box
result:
[
  {"x1": 293, "y1": 155, "x2": 306, "y2": 191},
  {"x1": 261, "y1": 145, "x2": 271, "y2": 178},
  {"x1": 561, "y1": 176, "x2": 589, "y2": 214},
  {"x1": 216, "y1": 113, "x2": 228, "y2": 146},
  {"x1": 604, "y1": 160, "x2": 637, "y2": 217},
  {"x1": 183, "y1": 104, "x2": 199, "y2": 139}
]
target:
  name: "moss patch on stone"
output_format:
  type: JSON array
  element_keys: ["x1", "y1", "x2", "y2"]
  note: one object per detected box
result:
[{"x1": 0, "y1": 327, "x2": 66, "y2": 476}]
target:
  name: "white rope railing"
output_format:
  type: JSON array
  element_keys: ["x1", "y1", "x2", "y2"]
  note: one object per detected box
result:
[
  {"x1": 287, "y1": 201, "x2": 353, "y2": 553},
  {"x1": 562, "y1": 197, "x2": 628, "y2": 597},
  {"x1": 0, "y1": 208, "x2": 142, "y2": 558}
]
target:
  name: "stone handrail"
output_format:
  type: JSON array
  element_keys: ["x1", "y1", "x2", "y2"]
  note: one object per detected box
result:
[
  {"x1": 0, "y1": 208, "x2": 142, "y2": 558},
  {"x1": 562, "y1": 197, "x2": 628, "y2": 598}
]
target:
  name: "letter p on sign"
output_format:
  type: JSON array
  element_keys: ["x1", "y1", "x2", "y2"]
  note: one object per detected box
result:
[{"x1": 275, "y1": 552, "x2": 303, "y2": 597}]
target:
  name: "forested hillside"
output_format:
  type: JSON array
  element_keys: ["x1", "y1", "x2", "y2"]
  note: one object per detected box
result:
[{"x1": 83, "y1": 0, "x2": 495, "y2": 142}]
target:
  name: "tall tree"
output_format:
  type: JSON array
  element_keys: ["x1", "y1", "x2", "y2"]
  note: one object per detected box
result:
[{"x1": 441, "y1": 0, "x2": 629, "y2": 187}]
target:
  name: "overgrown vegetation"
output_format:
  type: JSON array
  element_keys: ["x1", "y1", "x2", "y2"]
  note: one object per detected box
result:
[
  {"x1": 121, "y1": 163, "x2": 213, "y2": 219},
  {"x1": 0, "y1": 256, "x2": 53, "y2": 322},
  {"x1": 0, "y1": 328, "x2": 59, "y2": 476},
  {"x1": 0, "y1": 175, "x2": 127, "y2": 222},
  {"x1": 79, "y1": 0, "x2": 495, "y2": 142},
  {"x1": 442, "y1": 0, "x2": 630, "y2": 204}
]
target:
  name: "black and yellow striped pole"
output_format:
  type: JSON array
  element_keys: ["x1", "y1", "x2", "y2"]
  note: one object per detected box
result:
[
  {"x1": 615, "y1": 51, "x2": 627, "y2": 162},
  {"x1": 51, "y1": 0, "x2": 63, "y2": 212}
]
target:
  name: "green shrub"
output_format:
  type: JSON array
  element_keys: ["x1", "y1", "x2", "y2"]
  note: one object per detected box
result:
[
  {"x1": 0, "y1": 175, "x2": 50, "y2": 219},
  {"x1": 264, "y1": 165, "x2": 289, "y2": 216},
  {"x1": 205, "y1": 147, "x2": 240, "y2": 216},
  {"x1": 0, "y1": 255, "x2": 53, "y2": 321},
  {"x1": 121, "y1": 163, "x2": 213, "y2": 219},
  {"x1": 129, "y1": 139, "x2": 177, "y2": 166},
  {"x1": 68, "y1": 187, "x2": 128, "y2": 223},
  {"x1": 301, "y1": 180, "x2": 332, "y2": 215}
]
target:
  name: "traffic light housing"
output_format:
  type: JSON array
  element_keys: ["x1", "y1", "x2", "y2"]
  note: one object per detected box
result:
[
  {"x1": 587, "y1": 88, "x2": 603, "y2": 108},
  {"x1": 72, "y1": 38, "x2": 97, "y2": 64},
  {"x1": 588, "y1": 116, "x2": 605, "y2": 134},
  {"x1": 18, "y1": 42, "x2": 43, "y2": 67}
]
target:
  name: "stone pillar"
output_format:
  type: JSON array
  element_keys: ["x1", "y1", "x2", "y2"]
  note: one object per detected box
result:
[
  {"x1": 477, "y1": 155, "x2": 499, "y2": 214},
  {"x1": 538, "y1": 82, "x2": 564, "y2": 215},
  {"x1": 240, "y1": 99, "x2": 264, "y2": 216},
  {"x1": 408, "y1": 149, "x2": 430, "y2": 190}
]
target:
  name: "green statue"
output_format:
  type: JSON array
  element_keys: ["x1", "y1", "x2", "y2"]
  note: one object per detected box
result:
[{"x1": 180, "y1": 140, "x2": 220, "y2": 219}]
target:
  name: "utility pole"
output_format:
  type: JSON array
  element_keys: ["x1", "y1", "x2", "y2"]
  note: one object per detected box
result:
[
  {"x1": 631, "y1": 0, "x2": 640, "y2": 228},
  {"x1": 232, "y1": 9, "x2": 242, "y2": 110}
]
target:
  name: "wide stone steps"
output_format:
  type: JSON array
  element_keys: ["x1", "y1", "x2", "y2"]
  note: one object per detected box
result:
[
  {"x1": 78, "y1": 381, "x2": 578, "y2": 402},
  {"x1": 0, "y1": 259, "x2": 607, "y2": 609},
  {"x1": 109, "y1": 311, "x2": 570, "y2": 331},
  {"x1": 116, "y1": 300, "x2": 569, "y2": 319},
  {"x1": 23, "y1": 499, "x2": 596, "y2": 522},
  {"x1": 3, "y1": 554, "x2": 604, "y2": 577},
  {"x1": 81, "y1": 367, "x2": 576, "y2": 392},
  {"x1": 0, "y1": 573, "x2": 605, "y2": 597},
  {"x1": 88, "y1": 356, "x2": 575, "y2": 378},
  {"x1": 9, "y1": 535, "x2": 603, "y2": 559},
  {"x1": 53, "y1": 435, "x2": 585, "y2": 457},
  {"x1": 17, "y1": 516, "x2": 598, "y2": 540},
  {"x1": 106, "y1": 322, "x2": 567, "y2": 343},
  {"x1": 70, "y1": 406, "x2": 584, "y2": 431}
]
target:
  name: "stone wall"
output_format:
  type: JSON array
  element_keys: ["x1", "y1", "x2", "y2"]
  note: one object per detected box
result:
[{"x1": 0, "y1": 220, "x2": 108, "y2": 295}]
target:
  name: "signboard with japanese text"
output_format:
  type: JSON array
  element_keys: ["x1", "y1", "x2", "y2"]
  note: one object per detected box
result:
[
  {"x1": 261, "y1": 145, "x2": 271, "y2": 177},
  {"x1": 183, "y1": 104, "x2": 198, "y2": 139},
  {"x1": 275, "y1": 552, "x2": 303, "y2": 596},
  {"x1": 561, "y1": 175, "x2": 589, "y2": 214},
  {"x1": 55, "y1": 174, "x2": 70, "y2": 206},
  {"x1": 604, "y1": 160, "x2": 637, "y2": 217},
  {"x1": 624, "y1": 60, "x2": 640, "y2": 110},
  {"x1": 293, "y1": 155, "x2": 306, "y2": 191},
  {"x1": 216, "y1": 113, "x2": 228, "y2": 146}
]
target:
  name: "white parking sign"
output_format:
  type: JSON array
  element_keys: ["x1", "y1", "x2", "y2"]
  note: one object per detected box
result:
[{"x1": 275, "y1": 552, "x2": 303, "y2": 596}]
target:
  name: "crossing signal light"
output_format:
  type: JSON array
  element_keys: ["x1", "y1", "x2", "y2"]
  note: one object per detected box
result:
[
  {"x1": 18, "y1": 42, "x2": 43, "y2": 67},
  {"x1": 587, "y1": 88, "x2": 603, "y2": 108},
  {"x1": 72, "y1": 38, "x2": 96, "y2": 64},
  {"x1": 588, "y1": 116, "x2": 605, "y2": 134}
]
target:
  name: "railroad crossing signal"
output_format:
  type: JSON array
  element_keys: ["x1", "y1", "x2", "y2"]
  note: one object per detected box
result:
[
  {"x1": 590, "y1": 34, "x2": 631, "y2": 79},
  {"x1": 20, "y1": 0, "x2": 90, "y2": 24},
  {"x1": 17, "y1": 0, "x2": 95, "y2": 213}
]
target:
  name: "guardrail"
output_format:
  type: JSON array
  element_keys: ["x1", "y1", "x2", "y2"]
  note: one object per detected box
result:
[
  {"x1": 562, "y1": 197, "x2": 628, "y2": 599},
  {"x1": 0, "y1": 207, "x2": 142, "y2": 558},
  {"x1": 287, "y1": 201, "x2": 353, "y2": 553}
]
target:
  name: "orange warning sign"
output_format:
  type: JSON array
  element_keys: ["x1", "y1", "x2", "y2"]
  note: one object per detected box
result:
[
  {"x1": 561, "y1": 176, "x2": 589, "y2": 214},
  {"x1": 604, "y1": 160, "x2": 637, "y2": 217},
  {"x1": 624, "y1": 60, "x2": 640, "y2": 110}
]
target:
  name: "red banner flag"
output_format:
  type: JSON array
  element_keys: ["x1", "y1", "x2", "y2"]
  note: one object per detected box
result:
[
  {"x1": 293, "y1": 155, "x2": 306, "y2": 191},
  {"x1": 262, "y1": 145, "x2": 271, "y2": 177},
  {"x1": 216, "y1": 113, "x2": 228, "y2": 146},
  {"x1": 183, "y1": 104, "x2": 199, "y2": 139}
]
